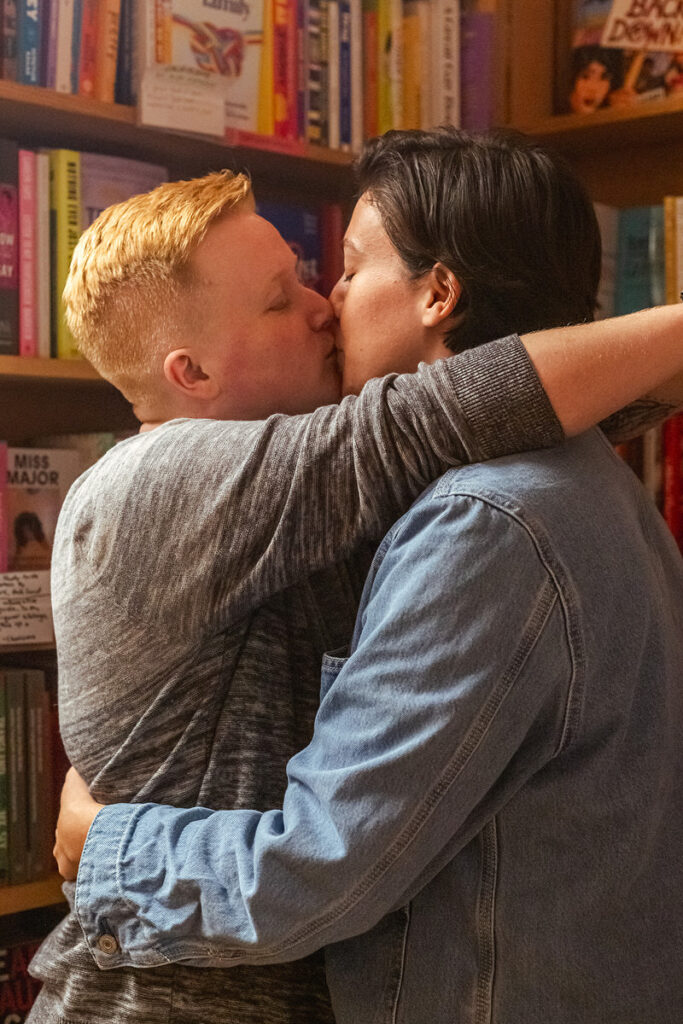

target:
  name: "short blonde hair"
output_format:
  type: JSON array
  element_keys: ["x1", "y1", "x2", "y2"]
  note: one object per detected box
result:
[{"x1": 64, "y1": 170, "x2": 253, "y2": 404}]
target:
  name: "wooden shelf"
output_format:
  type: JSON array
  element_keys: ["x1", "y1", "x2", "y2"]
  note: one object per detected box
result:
[
  {"x1": 0, "y1": 642, "x2": 56, "y2": 655},
  {"x1": 0, "y1": 80, "x2": 355, "y2": 201},
  {"x1": 0, "y1": 875, "x2": 66, "y2": 917},
  {"x1": 0, "y1": 356, "x2": 102, "y2": 382}
]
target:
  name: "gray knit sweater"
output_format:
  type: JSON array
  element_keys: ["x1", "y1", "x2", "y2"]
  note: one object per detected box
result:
[{"x1": 30, "y1": 338, "x2": 563, "y2": 1024}]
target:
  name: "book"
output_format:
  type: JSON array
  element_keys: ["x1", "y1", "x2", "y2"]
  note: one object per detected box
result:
[
  {"x1": 29, "y1": 430, "x2": 124, "y2": 473},
  {"x1": 43, "y1": 0, "x2": 58, "y2": 88},
  {"x1": 54, "y1": 0, "x2": 75, "y2": 93},
  {"x1": 69, "y1": 0, "x2": 82, "y2": 93},
  {"x1": 140, "y1": 0, "x2": 268, "y2": 135},
  {"x1": 349, "y1": 0, "x2": 362, "y2": 150},
  {"x1": 615, "y1": 205, "x2": 665, "y2": 316},
  {"x1": 327, "y1": 0, "x2": 340, "y2": 147},
  {"x1": 664, "y1": 194, "x2": 683, "y2": 305},
  {"x1": 0, "y1": 940, "x2": 43, "y2": 1022},
  {"x1": 431, "y1": 0, "x2": 459, "y2": 127},
  {"x1": 339, "y1": 0, "x2": 351, "y2": 149},
  {"x1": 663, "y1": 414, "x2": 682, "y2": 550},
  {"x1": 1, "y1": 0, "x2": 18, "y2": 80},
  {"x1": 6, "y1": 446, "x2": 80, "y2": 571},
  {"x1": 0, "y1": 674, "x2": 7, "y2": 885},
  {"x1": 4, "y1": 669, "x2": 28, "y2": 883},
  {"x1": 76, "y1": 0, "x2": 97, "y2": 96},
  {"x1": 0, "y1": 442, "x2": 6, "y2": 574},
  {"x1": 93, "y1": 0, "x2": 120, "y2": 103},
  {"x1": 48, "y1": 148, "x2": 81, "y2": 359},
  {"x1": 306, "y1": 0, "x2": 328, "y2": 145},
  {"x1": 566, "y1": 0, "x2": 672, "y2": 116},
  {"x1": 593, "y1": 201, "x2": 619, "y2": 320},
  {"x1": 257, "y1": 200, "x2": 323, "y2": 291},
  {"x1": 35, "y1": 150, "x2": 50, "y2": 358},
  {"x1": 273, "y1": 0, "x2": 298, "y2": 139},
  {"x1": 362, "y1": 0, "x2": 378, "y2": 138},
  {"x1": 16, "y1": 0, "x2": 42, "y2": 85},
  {"x1": 114, "y1": 0, "x2": 135, "y2": 105},
  {"x1": 320, "y1": 200, "x2": 343, "y2": 296},
  {"x1": 24, "y1": 668, "x2": 52, "y2": 880},
  {"x1": 401, "y1": 0, "x2": 424, "y2": 130},
  {"x1": 18, "y1": 148, "x2": 37, "y2": 358},
  {"x1": 460, "y1": 0, "x2": 496, "y2": 131},
  {"x1": 0, "y1": 138, "x2": 18, "y2": 357},
  {"x1": 80, "y1": 151, "x2": 168, "y2": 229}
]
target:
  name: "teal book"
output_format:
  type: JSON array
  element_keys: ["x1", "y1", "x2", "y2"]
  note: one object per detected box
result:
[{"x1": 615, "y1": 205, "x2": 664, "y2": 316}]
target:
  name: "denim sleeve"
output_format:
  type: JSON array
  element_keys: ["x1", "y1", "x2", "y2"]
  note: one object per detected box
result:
[{"x1": 74, "y1": 493, "x2": 574, "y2": 969}]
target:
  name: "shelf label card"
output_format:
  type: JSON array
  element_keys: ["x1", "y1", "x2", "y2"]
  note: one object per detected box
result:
[
  {"x1": 602, "y1": 1, "x2": 683, "y2": 52},
  {"x1": 0, "y1": 570, "x2": 54, "y2": 646},
  {"x1": 139, "y1": 66, "x2": 226, "y2": 138}
]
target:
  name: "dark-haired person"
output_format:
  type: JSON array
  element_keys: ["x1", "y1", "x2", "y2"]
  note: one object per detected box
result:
[{"x1": 48, "y1": 128, "x2": 683, "y2": 1024}]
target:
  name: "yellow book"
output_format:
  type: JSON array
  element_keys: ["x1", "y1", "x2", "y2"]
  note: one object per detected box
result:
[
  {"x1": 663, "y1": 196, "x2": 683, "y2": 306},
  {"x1": 258, "y1": 0, "x2": 275, "y2": 135},
  {"x1": 48, "y1": 149, "x2": 81, "y2": 360},
  {"x1": 402, "y1": 3, "x2": 421, "y2": 130}
]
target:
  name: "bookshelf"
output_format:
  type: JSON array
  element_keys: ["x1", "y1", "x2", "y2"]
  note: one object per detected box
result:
[{"x1": 0, "y1": 875, "x2": 65, "y2": 917}]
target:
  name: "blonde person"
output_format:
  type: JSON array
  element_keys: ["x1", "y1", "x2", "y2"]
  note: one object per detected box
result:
[{"x1": 39, "y1": 130, "x2": 683, "y2": 1024}]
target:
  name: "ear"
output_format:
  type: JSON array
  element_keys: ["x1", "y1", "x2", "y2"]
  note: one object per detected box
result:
[
  {"x1": 163, "y1": 349, "x2": 219, "y2": 400},
  {"x1": 421, "y1": 263, "x2": 462, "y2": 328}
]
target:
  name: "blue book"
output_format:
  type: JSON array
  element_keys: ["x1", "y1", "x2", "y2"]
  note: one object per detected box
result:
[
  {"x1": 257, "y1": 201, "x2": 323, "y2": 293},
  {"x1": 16, "y1": 0, "x2": 41, "y2": 84},
  {"x1": 615, "y1": 205, "x2": 665, "y2": 316}
]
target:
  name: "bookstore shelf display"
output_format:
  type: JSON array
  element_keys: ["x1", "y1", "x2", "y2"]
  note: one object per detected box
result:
[{"x1": 1, "y1": 5, "x2": 682, "y2": 1001}]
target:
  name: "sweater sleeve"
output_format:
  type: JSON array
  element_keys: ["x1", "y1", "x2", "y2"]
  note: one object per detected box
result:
[{"x1": 56, "y1": 334, "x2": 562, "y2": 635}]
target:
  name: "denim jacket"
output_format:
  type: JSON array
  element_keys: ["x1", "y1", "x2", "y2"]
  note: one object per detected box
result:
[{"x1": 75, "y1": 430, "x2": 683, "y2": 1023}]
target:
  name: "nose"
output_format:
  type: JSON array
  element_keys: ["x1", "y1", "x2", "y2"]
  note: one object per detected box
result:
[
  {"x1": 307, "y1": 287, "x2": 335, "y2": 332},
  {"x1": 328, "y1": 275, "x2": 345, "y2": 319}
]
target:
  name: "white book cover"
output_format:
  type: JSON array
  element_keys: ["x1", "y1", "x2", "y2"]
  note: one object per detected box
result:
[
  {"x1": 35, "y1": 153, "x2": 51, "y2": 359},
  {"x1": 55, "y1": 0, "x2": 75, "y2": 94},
  {"x1": 6, "y1": 448, "x2": 80, "y2": 572},
  {"x1": 327, "y1": 0, "x2": 340, "y2": 148},
  {"x1": 139, "y1": 0, "x2": 266, "y2": 135}
]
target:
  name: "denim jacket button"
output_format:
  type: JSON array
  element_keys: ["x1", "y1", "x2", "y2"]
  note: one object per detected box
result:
[{"x1": 97, "y1": 934, "x2": 119, "y2": 954}]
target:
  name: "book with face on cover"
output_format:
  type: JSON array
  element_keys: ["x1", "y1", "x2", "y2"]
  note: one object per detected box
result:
[{"x1": 6, "y1": 447, "x2": 80, "y2": 572}]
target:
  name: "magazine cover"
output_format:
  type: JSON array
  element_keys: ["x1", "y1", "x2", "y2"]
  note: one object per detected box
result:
[
  {"x1": 566, "y1": 0, "x2": 683, "y2": 114},
  {"x1": 5, "y1": 448, "x2": 80, "y2": 571},
  {"x1": 142, "y1": 0, "x2": 266, "y2": 132}
]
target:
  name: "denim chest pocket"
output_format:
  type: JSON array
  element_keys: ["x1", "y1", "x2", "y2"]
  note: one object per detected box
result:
[{"x1": 320, "y1": 646, "x2": 349, "y2": 702}]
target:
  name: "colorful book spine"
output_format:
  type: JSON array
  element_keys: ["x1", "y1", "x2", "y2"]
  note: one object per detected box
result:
[
  {"x1": 663, "y1": 415, "x2": 682, "y2": 550},
  {"x1": 35, "y1": 150, "x2": 50, "y2": 358},
  {"x1": 306, "y1": 0, "x2": 328, "y2": 145},
  {"x1": 18, "y1": 148, "x2": 37, "y2": 358},
  {"x1": 432, "y1": 0, "x2": 459, "y2": 126},
  {"x1": 350, "y1": 0, "x2": 362, "y2": 150},
  {"x1": 258, "y1": 0, "x2": 275, "y2": 135},
  {"x1": 615, "y1": 206, "x2": 660, "y2": 316},
  {"x1": 77, "y1": 0, "x2": 97, "y2": 96},
  {"x1": 114, "y1": 0, "x2": 134, "y2": 105},
  {"x1": 401, "y1": 0, "x2": 422, "y2": 130},
  {"x1": 460, "y1": 0, "x2": 496, "y2": 131},
  {"x1": 0, "y1": 441, "x2": 7, "y2": 572},
  {"x1": 0, "y1": 941, "x2": 43, "y2": 1020},
  {"x1": 664, "y1": 195, "x2": 683, "y2": 305},
  {"x1": 48, "y1": 148, "x2": 81, "y2": 359},
  {"x1": 16, "y1": 0, "x2": 42, "y2": 84},
  {"x1": 5, "y1": 670, "x2": 28, "y2": 884},
  {"x1": 25, "y1": 669, "x2": 53, "y2": 880},
  {"x1": 320, "y1": 200, "x2": 343, "y2": 295},
  {"x1": 0, "y1": 138, "x2": 19, "y2": 357},
  {"x1": 43, "y1": 0, "x2": 59, "y2": 88},
  {"x1": 273, "y1": 0, "x2": 298, "y2": 139},
  {"x1": 296, "y1": 0, "x2": 307, "y2": 139},
  {"x1": 1, "y1": 0, "x2": 18, "y2": 80},
  {"x1": 327, "y1": 0, "x2": 340, "y2": 147},
  {"x1": 94, "y1": 0, "x2": 120, "y2": 103}
]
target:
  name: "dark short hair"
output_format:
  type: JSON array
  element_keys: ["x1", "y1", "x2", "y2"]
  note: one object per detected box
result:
[
  {"x1": 355, "y1": 128, "x2": 602, "y2": 353},
  {"x1": 571, "y1": 44, "x2": 623, "y2": 90}
]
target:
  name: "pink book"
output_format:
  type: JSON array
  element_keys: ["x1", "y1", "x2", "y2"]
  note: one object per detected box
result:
[{"x1": 18, "y1": 149, "x2": 37, "y2": 358}]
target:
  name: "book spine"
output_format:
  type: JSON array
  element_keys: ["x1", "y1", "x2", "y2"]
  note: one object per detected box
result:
[
  {"x1": 376, "y1": 0, "x2": 391, "y2": 132},
  {"x1": 296, "y1": 0, "x2": 307, "y2": 140},
  {"x1": 349, "y1": 0, "x2": 363, "y2": 151},
  {"x1": 273, "y1": 0, "x2": 298, "y2": 140},
  {"x1": 0, "y1": 675, "x2": 7, "y2": 885},
  {"x1": 0, "y1": 442, "x2": 7, "y2": 573},
  {"x1": 76, "y1": 0, "x2": 96, "y2": 95},
  {"x1": 662, "y1": 414, "x2": 682, "y2": 549},
  {"x1": 18, "y1": 148, "x2": 37, "y2": 357},
  {"x1": 68, "y1": 0, "x2": 81, "y2": 93},
  {"x1": 306, "y1": 0, "x2": 327, "y2": 145},
  {"x1": 362, "y1": 0, "x2": 377, "y2": 138},
  {"x1": 327, "y1": 0, "x2": 339, "y2": 148},
  {"x1": 49, "y1": 148, "x2": 81, "y2": 359},
  {"x1": 44, "y1": 0, "x2": 58, "y2": 88},
  {"x1": 54, "y1": 0, "x2": 75, "y2": 93},
  {"x1": 388, "y1": 0, "x2": 401, "y2": 126},
  {"x1": 114, "y1": 0, "x2": 133, "y2": 105},
  {"x1": 434, "y1": 0, "x2": 459, "y2": 126},
  {"x1": 94, "y1": 0, "x2": 120, "y2": 103},
  {"x1": 257, "y1": 0, "x2": 275, "y2": 136},
  {"x1": 17, "y1": 0, "x2": 41, "y2": 84},
  {"x1": 35, "y1": 150, "x2": 51, "y2": 358},
  {"x1": 460, "y1": 5, "x2": 495, "y2": 131},
  {"x1": 339, "y1": 0, "x2": 351, "y2": 150},
  {"x1": 2, "y1": 0, "x2": 18, "y2": 80},
  {"x1": 320, "y1": 200, "x2": 343, "y2": 296},
  {"x1": 401, "y1": 1, "x2": 421, "y2": 131},
  {"x1": 0, "y1": 138, "x2": 19, "y2": 356},
  {"x1": 642, "y1": 425, "x2": 663, "y2": 508},
  {"x1": 6, "y1": 670, "x2": 28, "y2": 884},
  {"x1": 25, "y1": 670, "x2": 52, "y2": 880}
]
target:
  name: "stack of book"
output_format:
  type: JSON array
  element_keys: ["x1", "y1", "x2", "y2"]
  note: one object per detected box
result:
[{"x1": 0, "y1": 938, "x2": 44, "y2": 1022}]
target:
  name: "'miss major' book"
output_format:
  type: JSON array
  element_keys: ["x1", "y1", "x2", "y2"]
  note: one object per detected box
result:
[{"x1": 5, "y1": 446, "x2": 80, "y2": 572}]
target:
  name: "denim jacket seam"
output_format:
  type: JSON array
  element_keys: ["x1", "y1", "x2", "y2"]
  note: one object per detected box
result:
[
  {"x1": 427, "y1": 486, "x2": 584, "y2": 755},
  {"x1": 474, "y1": 818, "x2": 499, "y2": 1024},
  {"x1": 389, "y1": 903, "x2": 411, "y2": 1024}
]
